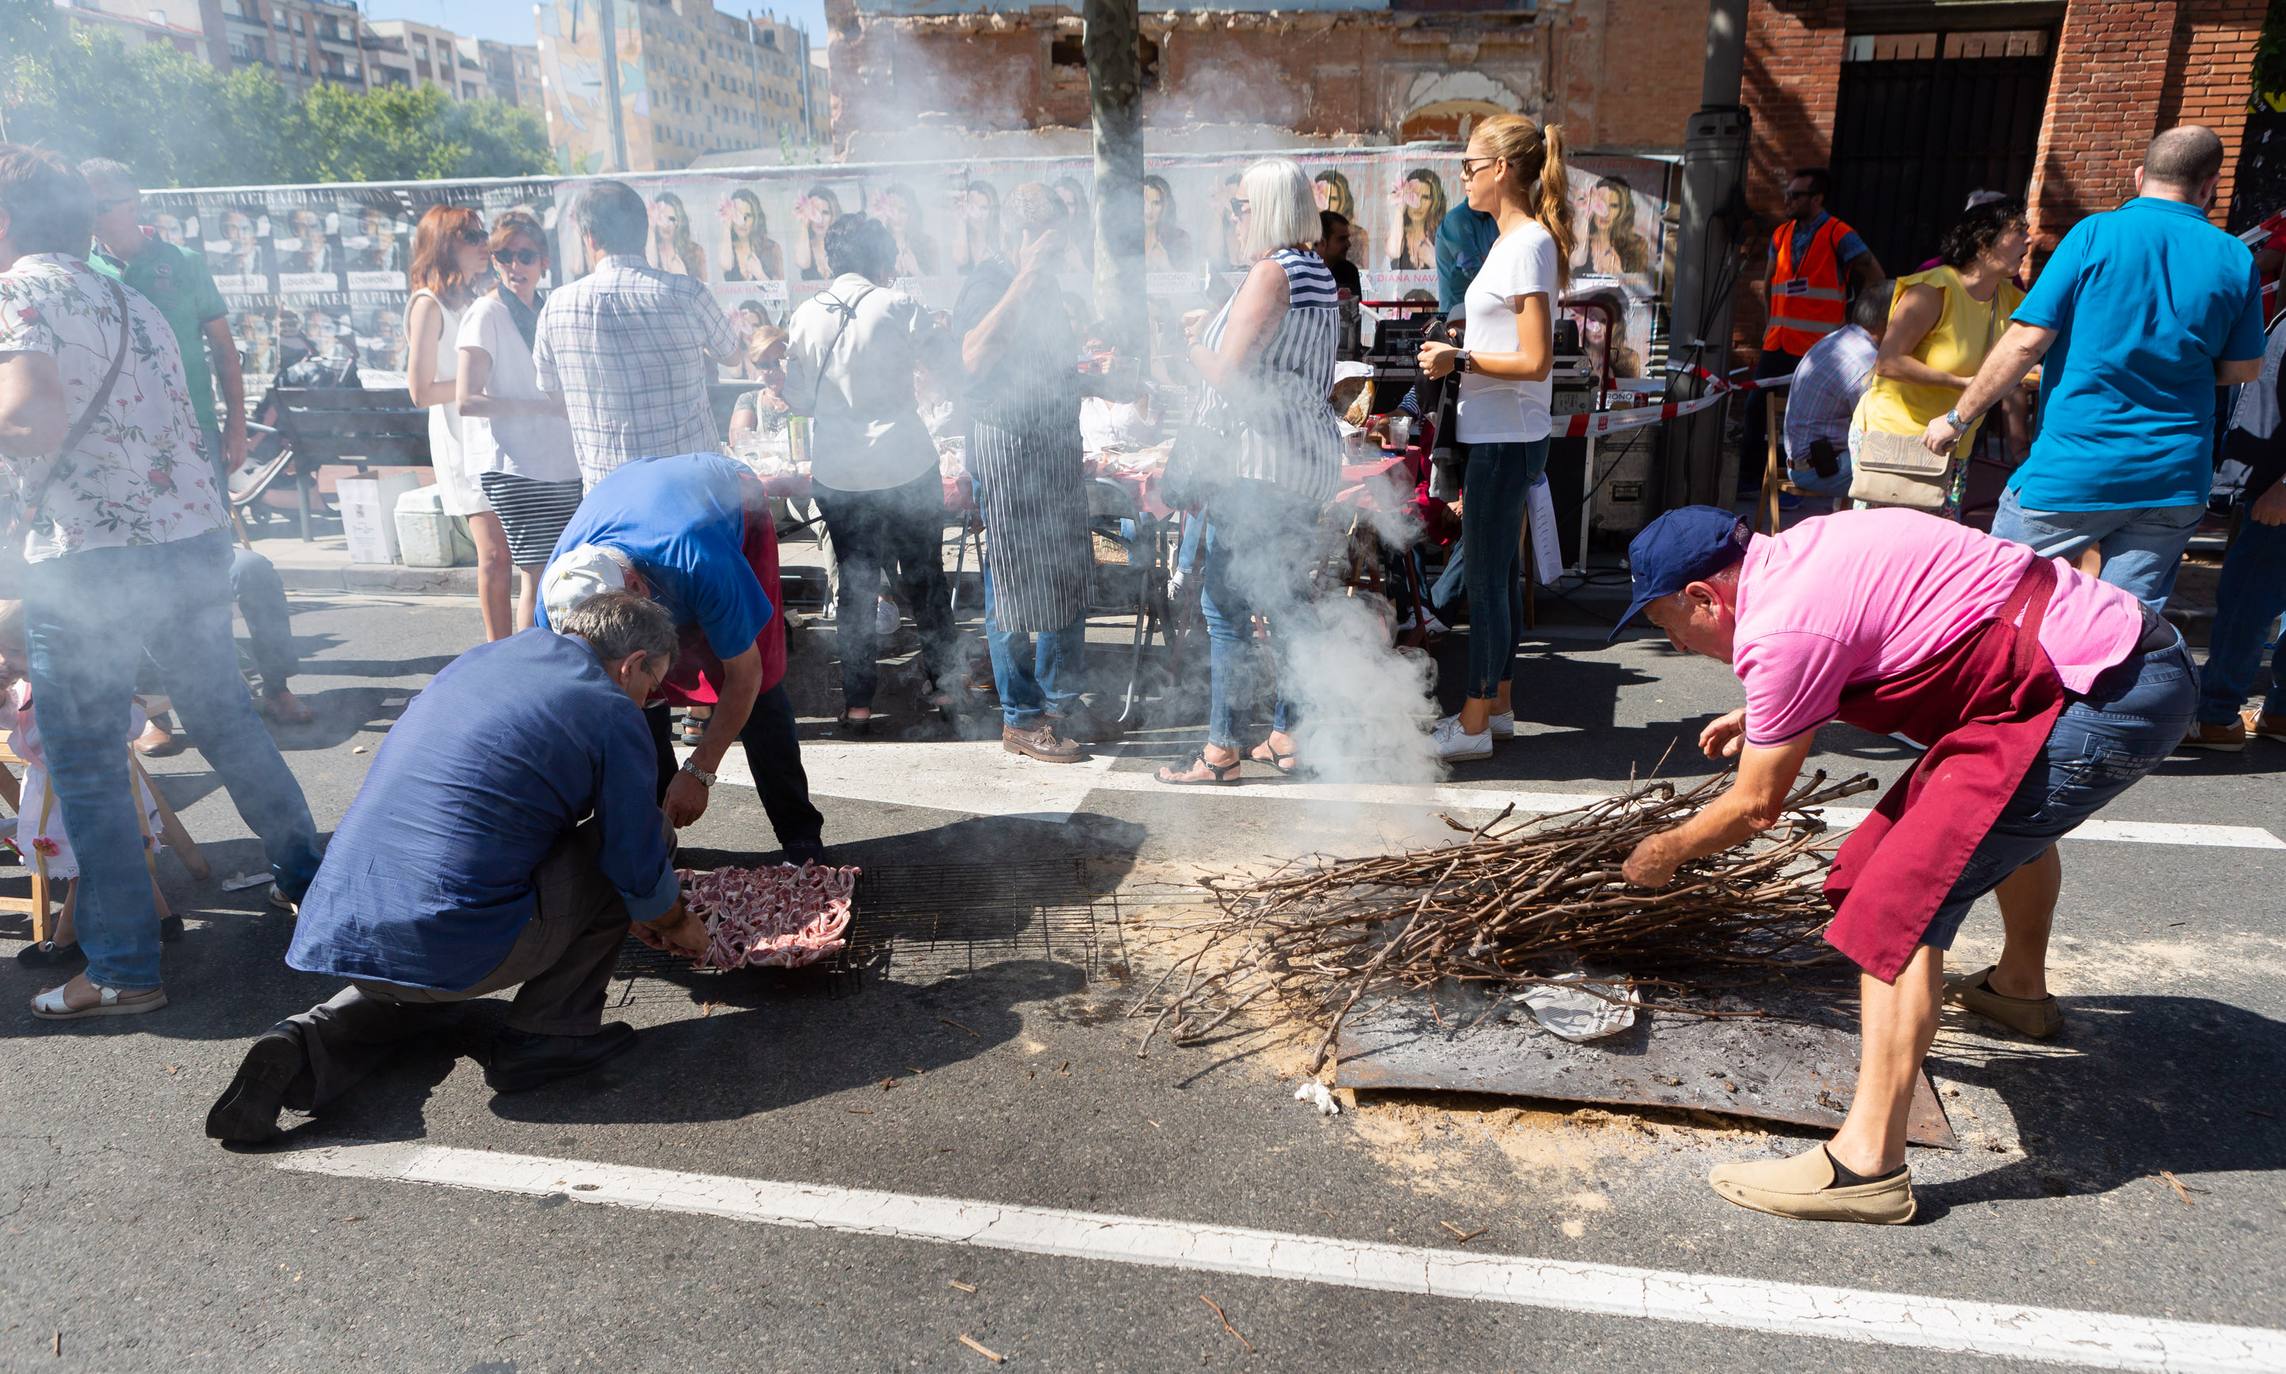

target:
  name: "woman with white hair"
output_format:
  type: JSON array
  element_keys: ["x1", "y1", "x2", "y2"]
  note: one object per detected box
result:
[{"x1": 1156, "y1": 157, "x2": 1342, "y2": 785}]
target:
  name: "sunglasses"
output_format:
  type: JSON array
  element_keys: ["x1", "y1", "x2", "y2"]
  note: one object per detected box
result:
[
  {"x1": 493, "y1": 248, "x2": 544, "y2": 266},
  {"x1": 1459, "y1": 157, "x2": 1500, "y2": 179},
  {"x1": 1228, "y1": 198, "x2": 1251, "y2": 217},
  {"x1": 1784, "y1": 188, "x2": 1816, "y2": 201}
]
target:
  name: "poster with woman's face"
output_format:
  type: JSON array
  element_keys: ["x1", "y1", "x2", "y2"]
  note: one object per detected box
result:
[
  {"x1": 943, "y1": 172, "x2": 1006, "y2": 278},
  {"x1": 718, "y1": 184, "x2": 789, "y2": 286},
  {"x1": 1567, "y1": 170, "x2": 1658, "y2": 295},
  {"x1": 232, "y1": 306, "x2": 277, "y2": 380},
  {"x1": 1384, "y1": 167, "x2": 1448, "y2": 273},
  {"x1": 866, "y1": 181, "x2": 938, "y2": 283},
  {"x1": 200, "y1": 197, "x2": 271, "y2": 294},
  {"x1": 645, "y1": 187, "x2": 709, "y2": 282},
  {"x1": 790, "y1": 179, "x2": 858, "y2": 284}
]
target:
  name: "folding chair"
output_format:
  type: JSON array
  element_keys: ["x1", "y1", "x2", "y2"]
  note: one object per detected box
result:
[
  {"x1": 1085, "y1": 477, "x2": 1170, "y2": 724},
  {"x1": 0, "y1": 734, "x2": 210, "y2": 947}
]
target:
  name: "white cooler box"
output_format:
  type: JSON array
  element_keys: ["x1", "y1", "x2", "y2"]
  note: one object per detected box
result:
[
  {"x1": 394, "y1": 485, "x2": 475, "y2": 567},
  {"x1": 336, "y1": 472, "x2": 424, "y2": 564}
]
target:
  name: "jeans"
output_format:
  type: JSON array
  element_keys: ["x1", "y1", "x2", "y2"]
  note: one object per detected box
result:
[
  {"x1": 1920, "y1": 634, "x2": 2198, "y2": 949},
  {"x1": 1989, "y1": 488, "x2": 2206, "y2": 610},
  {"x1": 811, "y1": 470, "x2": 957, "y2": 711},
  {"x1": 1737, "y1": 345, "x2": 1800, "y2": 491},
  {"x1": 2197, "y1": 511, "x2": 2286, "y2": 725},
  {"x1": 981, "y1": 561, "x2": 1085, "y2": 728},
  {"x1": 1459, "y1": 440, "x2": 1549, "y2": 700},
  {"x1": 645, "y1": 682, "x2": 823, "y2": 853},
  {"x1": 277, "y1": 823, "x2": 631, "y2": 1110},
  {"x1": 24, "y1": 531, "x2": 322, "y2": 988},
  {"x1": 1199, "y1": 479, "x2": 1323, "y2": 751}
]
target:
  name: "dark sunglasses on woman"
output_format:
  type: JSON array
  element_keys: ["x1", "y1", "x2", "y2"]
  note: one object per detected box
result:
[{"x1": 493, "y1": 248, "x2": 543, "y2": 266}]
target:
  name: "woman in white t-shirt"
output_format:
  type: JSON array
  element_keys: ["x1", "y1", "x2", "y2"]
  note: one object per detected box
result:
[
  {"x1": 456, "y1": 211, "x2": 582, "y2": 635},
  {"x1": 1417, "y1": 113, "x2": 1572, "y2": 762}
]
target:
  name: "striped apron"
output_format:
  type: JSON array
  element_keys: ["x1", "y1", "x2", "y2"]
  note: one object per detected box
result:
[{"x1": 970, "y1": 377, "x2": 1091, "y2": 635}]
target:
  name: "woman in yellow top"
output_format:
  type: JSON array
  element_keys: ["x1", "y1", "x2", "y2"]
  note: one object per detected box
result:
[{"x1": 1852, "y1": 197, "x2": 2031, "y2": 506}]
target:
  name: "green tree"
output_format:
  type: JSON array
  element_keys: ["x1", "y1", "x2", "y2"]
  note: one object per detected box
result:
[{"x1": 1, "y1": 0, "x2": 549, "y2": 189}]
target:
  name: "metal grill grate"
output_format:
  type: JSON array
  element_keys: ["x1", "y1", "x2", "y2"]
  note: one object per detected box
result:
[{"x1": 611, "y1": 858, "x2": 1125, "y2": 1000}]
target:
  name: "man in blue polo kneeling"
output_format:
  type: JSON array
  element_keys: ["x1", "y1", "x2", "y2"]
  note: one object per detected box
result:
[{"x1": 206, "y1": 592, "x2": 707, "y2": 1144}]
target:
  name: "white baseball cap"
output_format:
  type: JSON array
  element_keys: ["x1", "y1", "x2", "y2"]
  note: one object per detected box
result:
[{"x1": 541, "y1": 544, "x2": 632, "y2": 624}]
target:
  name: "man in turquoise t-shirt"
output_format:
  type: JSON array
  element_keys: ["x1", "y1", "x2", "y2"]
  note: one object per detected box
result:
[
  {"x1": 82, "y1": 158, "x2": 313, "y2": 727},
  {"x1": 1924, "y1": 125, "x2": 2266, "y2": 610},
  {"x1": 83, "y1": 163, "x2": 244, "y2": 474}
]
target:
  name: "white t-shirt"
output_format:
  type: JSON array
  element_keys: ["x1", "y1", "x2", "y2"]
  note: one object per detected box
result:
[
  {"x1": 1080, "y1": 390, "x2": 1161, "y2": 455},
  {"x1": 1457, "y1": 221, "x2": 1560, "y2": 444},
  {"x1": 784, "y1": 273, "x2": 941, "y2": 493},
  {"x1": 455, "y1": 295, "x2": 581, "y2": 484}
]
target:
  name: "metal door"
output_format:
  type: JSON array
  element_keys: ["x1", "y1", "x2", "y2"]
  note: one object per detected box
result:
[{"x1": 1830, "y1": 30, "x2": 2055, "y2": 271}]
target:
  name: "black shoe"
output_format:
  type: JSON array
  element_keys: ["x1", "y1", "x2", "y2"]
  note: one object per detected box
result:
[
  {"x1": 15, "y1": 940, "x2": 83, "y2": 970},
  {"x1": 206, "y1": 1027, "x2": 306, "y2": 1144},
  {"x1": 484, "y1": 1021, "x2": 638, "y2": 1094},
  {"x1": 160, "y1": 915, "x2": 185, "y2": 943},
  {"x1": 783, "y1": 840, "x2": 831, "y2": 867}
]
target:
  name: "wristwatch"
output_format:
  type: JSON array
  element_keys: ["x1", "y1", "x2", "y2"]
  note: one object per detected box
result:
[
  {"x1": 679, "y1": 761, "x2": 717, "y2": 788},
  {"x1": 1943, "y1": 407, "x2": 1970, "y2": 430},
  {"x1": 1455, "y1": 350, "x2": 1475, "y2": 375}
]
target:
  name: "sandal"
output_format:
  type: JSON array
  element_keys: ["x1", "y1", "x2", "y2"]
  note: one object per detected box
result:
[
  {"x1": 838, "y1": 710, "x2": 874, "y2": 737},
  {"x1": 31, "y1": 981, "x2": 169, "y2": 1020},
  {"x1": 1155, "y1": 751, "x2": 1243, "y2": 786},
  {"x1": 1249, "y1": 741, "x2": 1298, "y2": 775},
  {"x1": 679, "y1": 716, "x2": 707, "y2": 745}
]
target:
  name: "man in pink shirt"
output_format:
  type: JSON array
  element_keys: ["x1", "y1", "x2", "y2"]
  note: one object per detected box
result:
[{"x1": 1610, "y1": 506, "x2": 2192, "y2": 1224}]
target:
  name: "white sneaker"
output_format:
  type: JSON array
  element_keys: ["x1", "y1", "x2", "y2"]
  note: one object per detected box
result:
[
  {"x1": 1488, "y1": 711, "x2": 1515, "y2": 740},
  {"x1": 875, "y1": 597, "x2": 901, "y2": 637},
  {"x1": 1431, "y1": 715, "x2": 1494, "y2": 761}
]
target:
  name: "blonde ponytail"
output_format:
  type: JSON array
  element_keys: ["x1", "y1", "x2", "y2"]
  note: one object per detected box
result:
[
  {"x1": 1476, "y1": 112, "x2": 1575, "y2": 290},
  {"x1": 1536, "y1": 122, "x2": 1574, "y2": 289}
]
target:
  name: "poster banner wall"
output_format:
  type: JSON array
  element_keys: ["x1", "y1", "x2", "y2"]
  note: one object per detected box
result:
[{"x1": 144, "y1": 148, "x2": 1675, "y2": 398}]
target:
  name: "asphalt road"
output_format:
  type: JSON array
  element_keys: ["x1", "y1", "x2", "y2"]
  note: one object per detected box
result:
[{"x1": 1, "y1": 587, "x2": 2281, "y2": 1373}]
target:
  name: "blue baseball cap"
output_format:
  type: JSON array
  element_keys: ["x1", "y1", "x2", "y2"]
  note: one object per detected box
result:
[{"x1": 1608, "y1": 506, "x2": 1753, "y2": 642}]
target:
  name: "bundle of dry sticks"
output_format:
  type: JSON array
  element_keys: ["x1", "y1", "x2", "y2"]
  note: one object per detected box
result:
[{"x1": 1131, "y1": 769, "x2": 1881, "y2": 1067}]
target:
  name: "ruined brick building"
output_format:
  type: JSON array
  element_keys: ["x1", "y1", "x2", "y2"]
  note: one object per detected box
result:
[{"x1": 827, "y1": 0, "x2": 2274, "y2": 338}]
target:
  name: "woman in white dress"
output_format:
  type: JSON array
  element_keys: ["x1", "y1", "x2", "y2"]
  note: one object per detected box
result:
[
  {"x1": 406, "y1": 205, "x2": 511, "y2": 640},
  {"x1": 457, "y1": 211, "x2": 583, "y2": 635}
]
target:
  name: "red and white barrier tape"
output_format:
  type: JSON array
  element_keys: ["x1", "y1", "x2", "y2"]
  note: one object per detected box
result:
[{"x1": 1553, "y1": 366, "x2": 1794, "y2": 440}]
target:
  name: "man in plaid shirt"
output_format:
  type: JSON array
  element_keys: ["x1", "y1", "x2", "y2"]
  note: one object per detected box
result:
[
  {"x1": 1782, "y1": 286, "x2": 1889, "y2": 500},
  {"x1": 536, "y1": 181, "x2": 740, "y2": 489}
]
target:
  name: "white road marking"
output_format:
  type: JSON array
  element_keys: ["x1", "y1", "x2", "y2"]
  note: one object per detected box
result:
[
  {"x1": 728, "y1": 739, "x2": 2286, "y2": 850},
  {"x1": 281, "y1": 1142, "x2": 2284, "y2": 1372}
]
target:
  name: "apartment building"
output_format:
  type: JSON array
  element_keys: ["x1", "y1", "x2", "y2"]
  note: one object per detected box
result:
[
  {"x1": 365, "y1": 18, "x2": 487, "y2": 100},
  {"x1": 477, "y1": 37, "x2": 546, "y2": 108},
  {"x1": 204, "y1": 0, "x2": 371, "y2": 95},
  {"x1": 53, "y1": 0, "x2": 212, "y2": 62},
  {"x1": 537, "y1": 0, "x2": 824, "y2": 173}
]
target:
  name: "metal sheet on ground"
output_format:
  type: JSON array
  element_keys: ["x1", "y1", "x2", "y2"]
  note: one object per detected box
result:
[{"x1": 1335, "y1": 984, "x2": 1957, "y2": 1149}]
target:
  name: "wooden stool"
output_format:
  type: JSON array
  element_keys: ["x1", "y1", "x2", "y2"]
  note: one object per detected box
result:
[
  {"x1": 0, "y1": 734, "x2": 210, "y2": 946},
  {"x1": 1757, "y1": 391, "x2": 1809, "y2": 534}
]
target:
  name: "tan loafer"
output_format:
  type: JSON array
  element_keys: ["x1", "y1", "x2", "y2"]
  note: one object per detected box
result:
[
  {"x1": 1709, "y1": 1145, "x2": 1915, "y2": 1225},
  {"x1": 1945, "y1": 965, "x2": 2063, "y2": 1038},
  {"x1": 2247, "y1": 709, "x2": 2286, "y2": 743},
  {"x1": 2180, "y1": 719, "x2": 2247, "y2": 753}
]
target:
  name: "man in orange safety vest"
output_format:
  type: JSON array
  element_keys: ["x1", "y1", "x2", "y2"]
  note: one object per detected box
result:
[{"x1": 1740, "y1": 167, "x2": 1885, "y2": 495}]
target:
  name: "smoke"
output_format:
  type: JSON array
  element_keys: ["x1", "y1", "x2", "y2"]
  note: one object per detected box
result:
[{"x1": 1201, "y1": 475, "x2": 1441, "y2": 789}]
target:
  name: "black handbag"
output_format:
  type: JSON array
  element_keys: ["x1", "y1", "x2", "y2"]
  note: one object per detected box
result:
[{"x1": 1159, "y1": 395, "x2": 1239, "y2": 511}]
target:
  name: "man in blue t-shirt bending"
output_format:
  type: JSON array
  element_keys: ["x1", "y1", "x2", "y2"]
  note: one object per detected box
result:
[{"x1": 1924, "y1": 125, "x2": 2267, "y2": 610}]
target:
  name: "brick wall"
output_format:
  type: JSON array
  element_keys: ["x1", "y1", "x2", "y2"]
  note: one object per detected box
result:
[
  {"x1": 1738, "y1": 0, "x2": 2263, "y2": 339},
  {"x1": 2025, "y1": 0, "x2": 2179, "y2": 250},
  {"x1": 1736, "y1": 0, "x2": 1846, "y2": 345}
]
